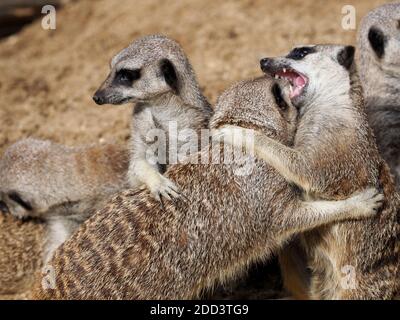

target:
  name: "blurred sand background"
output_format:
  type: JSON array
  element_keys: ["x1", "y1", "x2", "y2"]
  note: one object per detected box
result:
[
  {"x1": 0, "y1": 0, "x2": 391, "y2": 154},
  {"x1": 0, "y1": 0, "x2": 393, "y2": 299}
]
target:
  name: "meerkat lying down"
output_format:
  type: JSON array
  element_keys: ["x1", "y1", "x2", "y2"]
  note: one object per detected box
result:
[
  {"x1": 32, "y1": 76, "x2": 382, "y2": 300},
  {"x1": 218, "y1": 45, "x2": 400, "y2": 299},
  {"x1": 0, "y1": 138, "x2": 129, "y2": 263},
  {"x1": 93, "y1": 35, "x2": 213, "y2": 204},
  {"x1": 357, "y1": 2, "x2": 400, "y2": 187}
]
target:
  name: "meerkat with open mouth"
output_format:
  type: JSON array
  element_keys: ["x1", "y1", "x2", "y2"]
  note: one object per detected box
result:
[{"x1": 218, "y1": 45, "x2": 400, "y2": 299}]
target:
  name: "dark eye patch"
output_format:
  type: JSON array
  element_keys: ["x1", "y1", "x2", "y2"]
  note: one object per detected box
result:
[
  {"x1": 8, "y1": 192, "x2": 33, "y2": 211},
  {"x1": 115, "y1": 69, "x2": 141, "y2": 86},
  {"x1": 286, "y1": 47, "x2": 316, "y2": 60},
  {"x1": 272, "y1": 83, "x2": 288, "y2": 111}
]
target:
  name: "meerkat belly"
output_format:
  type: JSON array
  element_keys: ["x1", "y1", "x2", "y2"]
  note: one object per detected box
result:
[
  {"x1": 298, "y1": 191, "x2": 349, "y2": 299},
  {"x1": 301, "y1": 224, "x2": 350, "y2": 299}
]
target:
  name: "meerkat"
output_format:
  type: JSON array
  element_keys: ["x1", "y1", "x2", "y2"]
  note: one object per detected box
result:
[
  {"x1": 31, "y1": 76, "x2": 382, "y2": 300},
  {"x1": 357, "y1": 2, "x2": 400, "y2": 187},
  {"x1": 0, "y1": 138, "x2": 129, "y2": 263},
  {"x1": 93, "y1": 34, "x2": 213, "y2": 204},
  {"x1": 218, "y1": 45, "x2": 400, "y2": 299}
]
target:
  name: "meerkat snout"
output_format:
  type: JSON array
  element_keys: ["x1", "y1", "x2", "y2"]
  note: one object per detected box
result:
[{"x1": 92, "y1": 93, "x2": 105, "y2": 105}]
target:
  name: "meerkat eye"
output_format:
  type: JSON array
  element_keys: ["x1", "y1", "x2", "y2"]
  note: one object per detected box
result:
[
  {"x1": 115, "y1": 69, "x2": 141, "y2": 86},
  {"x1": 8, "y1": 192, "x2": 33, "y2": 211},
  {"x1": 286, "y1": 47, "x2": 316, "y2": 60},
  {"x1": 272, "y1": 83, "x2": 288, "y2": 110},
  {"x1": 397, "y1": 20, "x2": 400, "y2": 30}
]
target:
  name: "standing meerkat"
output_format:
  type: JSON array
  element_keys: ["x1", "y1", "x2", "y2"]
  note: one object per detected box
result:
[
  {"x1": 357, "y1": 2, "x2": 400, "y2": 187},
  {"x1": 0, "y1": 138, "x2": 129, "y2": 263},
  {"x1": 32, "y1": 76, "x2": 382, "y2": 300},
  {"x1": 218, "y1": 45, "x2": 400, "y2": 299},
  {"x1": 93, "y1": 34, "x2": 213, "y2": 203}
]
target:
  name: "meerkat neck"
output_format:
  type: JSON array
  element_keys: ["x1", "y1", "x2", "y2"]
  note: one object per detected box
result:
[
  {"x1": 307, "y1": 66, "x2": 363, "y2": 117},
  {"x1": 172, "y1": 57, "x2": 210, "y2": 111},
  {"x1": 176, "y1": 73, "x2": 210, "y2": 112}
]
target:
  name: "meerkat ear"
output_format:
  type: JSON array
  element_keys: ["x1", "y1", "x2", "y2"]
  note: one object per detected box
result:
[
  {"x1": 368, "y1": 27, "x2": 386, "y2": 59},
  {"x1": 337, "y1": 45, "x2": 355, "y2": 70},
  {"x1": 160, "y1": 59, "x2": 179, "y2": 93}
]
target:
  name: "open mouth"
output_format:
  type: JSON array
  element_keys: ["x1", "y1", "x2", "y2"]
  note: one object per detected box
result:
[{"x1": 272, "y1": 68, "x2": 308, "y2": 100}]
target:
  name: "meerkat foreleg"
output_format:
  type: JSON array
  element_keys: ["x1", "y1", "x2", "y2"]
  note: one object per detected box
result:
[
  {"x1": 284, "y1": 187, "x2": 383, "y2": 235},
  {"x1": 128, "y1": 110, "x2": 181, "y2": 204},
  {"x1": 216, "y1": 125, "x2": 312, "y2": 191},
  {"x1": 129, "y1": 158, "x2": 180, "y2": 203}
]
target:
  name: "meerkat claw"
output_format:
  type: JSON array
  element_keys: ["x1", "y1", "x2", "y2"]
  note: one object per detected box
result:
[{"x1": 159, "y1": 195, "x2": 166, "y2": 212}]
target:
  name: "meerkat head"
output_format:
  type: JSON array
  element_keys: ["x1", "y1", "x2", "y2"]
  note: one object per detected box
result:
[
  {"x1": 0, "y1": 139, "x2": 60, "y2": 219},
  {"x1": 211, "y1": 76, "x2": 298, "y2": 144},
  {"x1": 260, "y1": 45, "x2": 356, "y2": 110},
  {"x1": 358, "y1": 3, "x2": 400, "y2": 100},
  {"x1": 359, "y1": 3, "x2": 400, "y2": 70},
  {"x1": 93, "y1": 34, "x2": 196, "y2": 106}
]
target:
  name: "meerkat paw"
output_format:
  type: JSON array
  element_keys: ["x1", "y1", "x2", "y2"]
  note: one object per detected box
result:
[
  {"x1": 348, "y1": 187, "x2": 384, "y2": 219},
  {"x1": 147, "y1": 173, "x2": 181, "y2": 207}
]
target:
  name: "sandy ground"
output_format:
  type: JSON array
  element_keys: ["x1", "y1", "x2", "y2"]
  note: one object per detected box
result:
[{"x1": 0, "y1": 0, "x2": 392, "y2": 299}]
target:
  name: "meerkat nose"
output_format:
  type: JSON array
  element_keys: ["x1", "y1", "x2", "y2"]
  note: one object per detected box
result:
[
  {"x1": 260, "y1": 57, "x2": 273, "y2": 71},
  {"x1": 93, "y1": 93, "x2": 105, "y2": 105}
]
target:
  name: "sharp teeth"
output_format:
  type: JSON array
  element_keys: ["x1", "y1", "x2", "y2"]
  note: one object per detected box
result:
[
  {"x1": 283, "y1": 68, "x2": 287, "y2": 73},
  {"x1": 275, "y1": 74, "x2": 279, "y2": 80}
]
